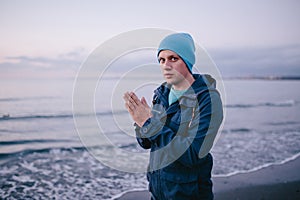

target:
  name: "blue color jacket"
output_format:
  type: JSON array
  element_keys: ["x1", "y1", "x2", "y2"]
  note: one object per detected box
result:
[{"x1": 135, "y1": 74, "x2": 223, "y2": 199}]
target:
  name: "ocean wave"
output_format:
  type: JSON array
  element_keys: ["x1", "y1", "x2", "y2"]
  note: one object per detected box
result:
[
  {"x1": 0, "y1": 96, "x2": 57, "y2": 102},
  {"x1": 266, "y1": 121, "x2": 300, "y2": 126},
  {"x1": 0, "y1": 146, "x2": 87, "y2": 160},
  {"x1": 0, "y1": 142, "x2": 138, "y2": 161},
  {"x1": 0, "y1": 146, "x2": 148, "y2": 200},
  {"x1": 221, "y1": 128, "x2": 253, "y2": 134},
  {"x1": 213, "y1": 152, "x2": 300, "y2": 178},
  {"x1": 0, "y1": 128, "x2": 19, "y2": 133},
  {"x1": 0, "y1": 110, "x2": 127, "y2": 121},
  {"x1": 0, "y1": 139, "x2": 73, "y2": 146},
  {"x1": 0, "y1": 114, "x2": 72, "y2": 121},
  {"x1": 111, "y1": 188, "x2": 148, "y2": 200},
  {"x1": 1, "y1": 141, "x2": 299, "y2": 199},
  {"x1": 226, "y1": 99, "x2": 297, "y2": 108}
]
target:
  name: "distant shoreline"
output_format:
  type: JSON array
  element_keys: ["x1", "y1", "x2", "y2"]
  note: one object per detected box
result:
[{"x1": 224, "y1": 75, "x2": 300, "y2": 81}]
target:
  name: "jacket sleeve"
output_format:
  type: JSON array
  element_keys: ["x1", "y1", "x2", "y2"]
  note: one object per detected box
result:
[
  {"x1": 134, "y1": 116, "x2": 165, "y2": 149},
  {"x1": 134, "y1": 93, "x2": 167, "y2": 149},
  {"x1": 136, "y1": 90, "x2": 223, "y2": 168}
]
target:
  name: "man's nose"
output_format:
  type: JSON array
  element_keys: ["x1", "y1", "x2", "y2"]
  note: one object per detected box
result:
[{"x1": 162, "y1": 60, "x2": 172, "y2": 70}]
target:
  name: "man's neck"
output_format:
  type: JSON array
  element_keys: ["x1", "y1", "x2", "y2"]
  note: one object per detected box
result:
[{"x1": 173, "y1": 74, "x2": 195, "y2": 90}]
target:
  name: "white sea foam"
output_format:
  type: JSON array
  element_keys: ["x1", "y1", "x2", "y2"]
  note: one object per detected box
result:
[
  {"x1": 213, "y1": 152, "x2": 300, "y2": 178},
  {"x1": 111, "y1": 188, "x2": 148, "y2": 200}
]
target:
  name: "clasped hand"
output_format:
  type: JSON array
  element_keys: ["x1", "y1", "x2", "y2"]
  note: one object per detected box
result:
[{"x1": 123, "y1": 92, "x2": 152, "y2": 127}]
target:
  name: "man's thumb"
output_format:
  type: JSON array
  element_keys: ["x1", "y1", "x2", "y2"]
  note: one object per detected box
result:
[{"x1": 141, "y1": 97, "x2": 147, "y2": 106}]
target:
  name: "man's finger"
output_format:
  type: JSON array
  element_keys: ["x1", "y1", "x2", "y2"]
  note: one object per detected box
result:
[
  {"x1": 125, "y1": 101, "x2": 135, "y2": 112},
  {"x1": 123, "y1": 92, "x2": 131, "y2": 102},
  {"x1": 128, "y1": 97, "x2": 138, "y2": 107},
  {"x1": 123, "y1": 93, "x2": 129, "y2": 102},
  {"x1": 124, "y1": 92, "x2": 137, "y2": 108},
  {"x1": 124, "y1": 91, "x2": 139, "y2": 107},
  {"x1": 125, "y1": 103, "x2": 134, "y2": 115},
  {"x1": 130, "y1": 92, "x2": 141, "y2": 106}
]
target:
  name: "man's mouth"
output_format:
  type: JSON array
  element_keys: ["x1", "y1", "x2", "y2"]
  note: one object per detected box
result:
[{"x1": 164, "y1": 73, "x2": 173, "y2": 78}]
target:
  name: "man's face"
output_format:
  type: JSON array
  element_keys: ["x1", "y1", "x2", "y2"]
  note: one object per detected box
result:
[{"x1": 158, "y1": 50, "x2": 190, "y2": 87}]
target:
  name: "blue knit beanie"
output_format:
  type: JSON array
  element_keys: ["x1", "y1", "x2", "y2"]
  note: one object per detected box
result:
[{"x1": 157, "y1": 33, "x2": 195, "y2": 73}]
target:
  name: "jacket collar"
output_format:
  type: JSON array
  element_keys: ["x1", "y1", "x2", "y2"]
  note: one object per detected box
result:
[{"x1": 154, "y1": 74, "x2": 217, "y2": 107}]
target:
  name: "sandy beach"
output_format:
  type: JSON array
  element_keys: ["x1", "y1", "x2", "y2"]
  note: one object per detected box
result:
[{"x1": 116, "y1": 156, "x2": 300, "y2": 200}]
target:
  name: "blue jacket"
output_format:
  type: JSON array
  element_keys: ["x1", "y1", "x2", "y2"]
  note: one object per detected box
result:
[{"x1": 135, "y1": 74, "x2": 223, "y2": 199}]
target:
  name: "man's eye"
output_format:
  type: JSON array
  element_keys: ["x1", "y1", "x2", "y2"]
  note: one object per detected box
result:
[
  {"x1": 159, "y1": 58, "x2": 165, "y2": 63},
  {"x1": 171, "y1": 57, "x2": 178, "y2": 61}
]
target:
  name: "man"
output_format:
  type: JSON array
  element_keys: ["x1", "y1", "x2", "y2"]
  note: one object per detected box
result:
[{"x1": 123, "y1": 33, "x2": 223, "y2": 199}]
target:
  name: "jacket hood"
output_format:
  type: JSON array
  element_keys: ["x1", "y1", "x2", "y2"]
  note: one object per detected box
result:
[{"x1": 190, "y1": 74, "x2": 216, "y2": 93}]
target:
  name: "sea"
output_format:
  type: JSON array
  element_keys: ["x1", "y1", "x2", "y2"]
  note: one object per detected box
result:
[{"x1": 1, "y1": 77, "x2": 300, "y2": 199}]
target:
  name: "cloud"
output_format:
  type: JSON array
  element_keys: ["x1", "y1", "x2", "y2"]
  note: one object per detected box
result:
[
  {"x1": 5, "y1": 48, "x2": 86, "y2": 69},
  {"x1": 0, "y1": 48, "x2": 87, "y2": 79},
  {"x1": 209, "y1": 44, "x2": 300, "y2": 77}
]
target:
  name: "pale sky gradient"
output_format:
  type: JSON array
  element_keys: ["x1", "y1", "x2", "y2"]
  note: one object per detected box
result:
[{"x1": 1, "y1": 0, "x2": 300, "y2": 78}]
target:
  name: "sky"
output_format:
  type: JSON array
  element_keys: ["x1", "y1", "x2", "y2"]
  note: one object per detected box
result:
[{"x1": 1, "y1": 0, "x2": 300, "y2": 78}]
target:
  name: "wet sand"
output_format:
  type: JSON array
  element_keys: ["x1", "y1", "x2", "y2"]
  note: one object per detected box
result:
[{"x1": 116, "y1": 156, "x2": 300, "y2": 200}]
